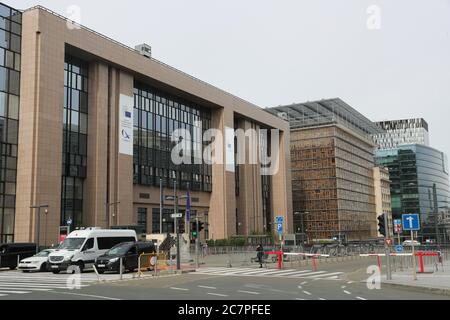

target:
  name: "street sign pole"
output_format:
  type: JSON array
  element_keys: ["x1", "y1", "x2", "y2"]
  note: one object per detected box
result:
[
  {"x1": 195, "y1": 216, "x2": 199, "y2": 269},
  {"x1": 384, "y1": 213, "x2": 392, "y2": 280},
  {"x1": 411, "y1": 230, "x2": 417, "y2": 280}
]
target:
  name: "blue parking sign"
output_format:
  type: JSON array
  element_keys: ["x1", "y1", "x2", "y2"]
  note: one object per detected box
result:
[
  {"x1": 402, "y1": 214, "x2": 420, "y2": 231},
  {"x1": 277, "y1": 223, "x2": 283, "y2": 234}
]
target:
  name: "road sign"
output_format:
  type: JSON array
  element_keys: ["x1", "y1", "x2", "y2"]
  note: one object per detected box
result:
[
  {"x1": 393, "y1": 219, "x2": 402, "y2": 234},
  {"x1": 276, "y1": 216, "x2": 284, "y2": 224},
  {"x1": 402, "y1": 214, "x2": 420, "y2": 231},
  {"x1": 385, "y1": 238, "x2": 393, "y2": 246},
  {"x1": 395, "y1": 245, "x2": 404, "y2": 253},
  {"x1": 171, "y1": 213, "x2": 182, "y2": 218},
  {"x1": 67, "y1": 218, "x2": 72, "y2": 226},
  {"x1": 277, "y1": 223, "x2": 283, "y2": 234}
]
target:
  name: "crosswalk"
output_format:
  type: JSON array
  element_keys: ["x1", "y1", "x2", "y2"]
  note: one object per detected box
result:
[
  {"x1": 194, "y1": 267, "x2": 344, "y2": 280},
  {"x1": 0, "y1": 271, "x2": 103, "y2": 298}
]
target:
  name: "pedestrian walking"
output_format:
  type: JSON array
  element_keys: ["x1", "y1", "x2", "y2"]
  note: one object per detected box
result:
[{"x1": 256, "y1": 244, "x2": 264, "y2": 268}]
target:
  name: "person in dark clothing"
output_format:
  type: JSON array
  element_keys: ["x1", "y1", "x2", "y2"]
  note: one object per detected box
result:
[{"x1": 256, "y1": 244, "x2": 264, "y2": 268}]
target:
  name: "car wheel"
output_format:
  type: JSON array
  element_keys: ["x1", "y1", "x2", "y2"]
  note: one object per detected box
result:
[
  {"x1": 9, "y1": 266, "x2": 16, "y2": 270},
  {"x1": 40, "y1": 263, "x2": 48, "y2": 272},
  {"x1": 98, "y1": 270, "x2": 105, "y2": 274},
  {"x1": 52, "y1": 270, "x2": 60, "y2": 274}
]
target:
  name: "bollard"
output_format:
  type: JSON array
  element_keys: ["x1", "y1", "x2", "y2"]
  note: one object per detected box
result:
[
  {"x1": 138, "y1": 254, "x2": 141, "y2": 278},
  {"x1": 119, "y1": 257, "x2": 123, "y2": 280},
  {"x1": 17, "y1": 255, "x2": 20, "y2": 270}
]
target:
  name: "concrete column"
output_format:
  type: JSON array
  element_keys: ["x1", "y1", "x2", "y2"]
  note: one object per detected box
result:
[
  {"x1": 84, "y1": 62, "x2": 109, "y2": 228},
  {"x1": 15, "y1": 10, "x2": 64, "y2": 244},
  {"x1": 209, "y1": 108, "x2": 236, "y2": 239}
]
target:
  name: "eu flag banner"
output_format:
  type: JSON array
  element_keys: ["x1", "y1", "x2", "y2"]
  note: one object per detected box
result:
[{"x1": 186, "y1": 187, "x2": 191, "y2": 223}]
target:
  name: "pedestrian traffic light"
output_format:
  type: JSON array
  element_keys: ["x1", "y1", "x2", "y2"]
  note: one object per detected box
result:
[
  {"x1": 378, "y1": 214, "x2": 386, "y2": 237},
  {"x1": 198, "y1": 221, "x2": 205, "y2": 232},
  {"x1": 179, "y1": 223, "x2": 185, "y2": 234},
  {"x1": 191, "y1": 222, "x2": 198, "y2": 238}
]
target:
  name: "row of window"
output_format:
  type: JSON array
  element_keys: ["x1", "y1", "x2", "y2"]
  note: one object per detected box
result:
[
  {"x1": 0, "y1": 28, "x2": 20, "y2": 54},
  {"x1": 0, "y1": 47, "x2": 20, "y2": 72},
  {"x1": 0, "y1": 66, "x2": 19, "y2": 95}
]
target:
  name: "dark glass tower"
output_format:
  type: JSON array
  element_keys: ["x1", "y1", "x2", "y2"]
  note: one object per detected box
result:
[
  {"x1": 0, "y1": 3, "x2": 21, "y2": 243},
  {"x1": 375, "y1": 144, "x2": 450, "y2": 242}
]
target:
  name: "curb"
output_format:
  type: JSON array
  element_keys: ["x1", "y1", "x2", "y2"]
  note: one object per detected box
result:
[{"x1": 382, "y1": 281, "x2": 450, "y2": 297}]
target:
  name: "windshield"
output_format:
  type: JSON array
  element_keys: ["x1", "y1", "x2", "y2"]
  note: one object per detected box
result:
[
  {"x1": 105, "y1": 245, "x2": 132, "y2": 256},
  {"x1": 58, "y1": 238, "x2": 86, "y2": 250},
  {"x1": 34, "y1": 250, "x2": 52, "y2": 257}
]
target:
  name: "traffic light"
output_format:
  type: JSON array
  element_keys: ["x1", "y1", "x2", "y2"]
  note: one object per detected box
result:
[
  {"x1": 191, "y1": 222, "x2": 198, "y2": 239},
  {"x1": 378, "y1": 214, "x2": 386, "y2": 237},
  {"x1": 178, "y1": 222, "x2": 185, "y2": 234},
  {"x1": 198, "y1": 221, "x2": 205, "y2": 232}
]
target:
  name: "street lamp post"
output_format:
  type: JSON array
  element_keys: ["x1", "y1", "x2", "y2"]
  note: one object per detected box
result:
[
  {"x1": 165, "y1": 181, "x2": 189, "y2": 271},
  {"x1": 30, "y1": 204, "x2": 49, "y2": 253}
]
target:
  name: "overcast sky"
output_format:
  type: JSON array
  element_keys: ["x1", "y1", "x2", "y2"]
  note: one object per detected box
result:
[{"x1": 14, "y1": 0, "x2": 450, "y2": 156}]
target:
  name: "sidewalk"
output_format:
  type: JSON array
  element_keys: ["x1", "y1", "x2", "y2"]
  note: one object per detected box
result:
[{"x1": 382, "y1": 262, "x2": 450, "y2": 296}]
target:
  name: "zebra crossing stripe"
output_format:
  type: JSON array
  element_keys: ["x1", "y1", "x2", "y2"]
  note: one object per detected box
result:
[
  {"x1": 293, "y1": 271, "x2": 327, "y2": 277},
  {"x1": 0, "y1": 287, "x2": 52, "y2": 291},
  {"x1": 251, "y1": 269, "x2": 297, "y2": 276},
  {"x1": 303, "y1": 272, "x2": 343, "y2": 279},
  {"x1": 275, "y1": 270, "x2": 318, "y2": 277},
  {"x1": 0, "y1": 290, "x2": 29, "y2": 294}
]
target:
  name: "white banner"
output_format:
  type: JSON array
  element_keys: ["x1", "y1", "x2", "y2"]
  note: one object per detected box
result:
[
  {"x1": 119, "y1": 94, "x2": 134, "y2": 156},
  {"x1": 225, "y1": 126, "x2": 235, "y2": 172}
]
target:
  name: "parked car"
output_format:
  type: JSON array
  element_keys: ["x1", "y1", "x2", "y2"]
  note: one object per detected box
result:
[
  {"x1": 0, "y1": 243, "x2": 37, "y2": 270},
  {"x1": 18, "y1": 249, "x2": 55, "y2": 272},
  {"x1": 48, "y1": 228, "x2": 137, "y2": 274},
  {"x1": 403, "y1": 240, "x2": 421, "y2": 246},
  {"x1": 95, "y1": 241, "x2": 156, "y2": 274}
]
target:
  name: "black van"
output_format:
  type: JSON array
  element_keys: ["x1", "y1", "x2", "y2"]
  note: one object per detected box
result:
[
  {"x1": 0, "y1": 243, "x2": 37, "y2": 270},
  {"x1": 95, "y1": 241, "x2": 155, "y2": 274}
]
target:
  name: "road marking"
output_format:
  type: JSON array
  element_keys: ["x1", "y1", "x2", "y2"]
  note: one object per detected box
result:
[
  {"x1": 297, "y1": 285, "x2": 302, "y2": 289},
  {"x1": 237, "y1": 290, "x2": 260, "y2": 295},
  {"x1": 198, "y1": 285, "x2": 217, "y2": 290},
  {"x1": 0, "y1": 290, "x2": 29, "y2": 294},
  {"x1": 341, "y1": 285, "x2": 346, "y2": 289},
  {"x1": 170, "y1": 287, "x2": 189, "y2": 291},
  {"x1": 0, "y1": 294, "x2": 6, "y2": 297},
  {"x1": 296, "y1": 298, "x2": 306, "y2": 300},
  {"x1": 277, "y1": 270, "x2": 318, "y2": 276},
  {"x1": 347, "y1": 281, "x2": 354, "y2": 284},
  {"x1": 343, "y1": 290, "x2": 352, "y2": 295},
  {"x1": 207, "y1": 292, "x2": 228, "y2": 297},
  {"x1": 50, "y1": 291, "x2": 121, "y2": 300},
  {"x1": 301, "y1": 281, "x2": 308, "y2": 285},
  {"x1": 319, "y1": 298, "x2": 326, "y2": 300},
  {"x1": 356, "y1": 296, "x2": 367, "y2": 300},
  {"x1": 303, "y1": 291, "x2": 312, "y2": 296},
  {"x1": 243, "y1": 269, "x2": 297, "y2": 276},
  {"x1": 0, "y1": 287, "x2": 52, "y2": 291},
  {"x1": 306, "y1": 272, "x2": 343, "y2": 278}
]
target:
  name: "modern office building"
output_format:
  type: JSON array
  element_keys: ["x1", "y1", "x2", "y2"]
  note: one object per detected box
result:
[
  {"x1": 268, "y1": 99, "x2": 384, "y2": 241},
  {"x1": 373, "y1": 167, "x2": 393, "y2": 237},
  {"x1": 373, "y1": 118, "x2": 429, "y2": 150},
  {"x1": 374, "y1": 144, "x2": 450, "y2": 242},
  {"x1": 0, "y1": 3, "x2": 293, "y2": 244}
]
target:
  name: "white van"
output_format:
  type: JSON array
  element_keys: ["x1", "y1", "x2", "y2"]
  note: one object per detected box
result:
[{"x1": 48, "y1": 228, "x2": 137, "y2": 274}]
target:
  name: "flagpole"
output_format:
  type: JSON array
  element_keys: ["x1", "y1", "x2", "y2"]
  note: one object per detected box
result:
[{"x1": 160, "y1": 178, "x2": 163, "y2": 234}]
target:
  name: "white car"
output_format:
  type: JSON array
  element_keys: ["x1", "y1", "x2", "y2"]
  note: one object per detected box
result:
[
  {"x1": 403, "y1": 240, "x2": 421, "y2": 246},
  {"x1": 18, "y1": 249, "x2": 55, "y2": 272}
]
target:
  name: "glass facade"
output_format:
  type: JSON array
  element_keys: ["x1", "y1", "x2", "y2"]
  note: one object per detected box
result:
[
  {"x1": 375, "y1": 144, "x2": 450, "y2": 241},
  {"x1": 0, "y1": 4, "x2": 21, "y2": 243},
  {"x1": 374, "y1": 119, "x2": 429, "y2": 150},
  {"x1": 133, "y1": 82, "x2": 212, "y2": 192},
  {"x1": 61, "y1": 56, "x2": 88, "y2": 228}
]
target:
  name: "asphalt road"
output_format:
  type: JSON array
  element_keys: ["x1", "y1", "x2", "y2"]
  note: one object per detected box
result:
[{"x1": 0, "y1": 258, "x2": 448, "y2": 300}]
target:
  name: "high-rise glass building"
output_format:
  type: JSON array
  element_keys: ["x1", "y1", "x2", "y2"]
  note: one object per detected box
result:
[
  {"x1": 373, "y1": 119, "x2": 429, "y2": 150},
  {"x1": 375, "y1": 144, "x2": 450, "y2": 242}
]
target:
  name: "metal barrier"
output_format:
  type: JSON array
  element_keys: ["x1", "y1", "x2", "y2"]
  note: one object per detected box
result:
[{"x1": 137, "y1": 253, "x2": 167, "y2": 277}]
